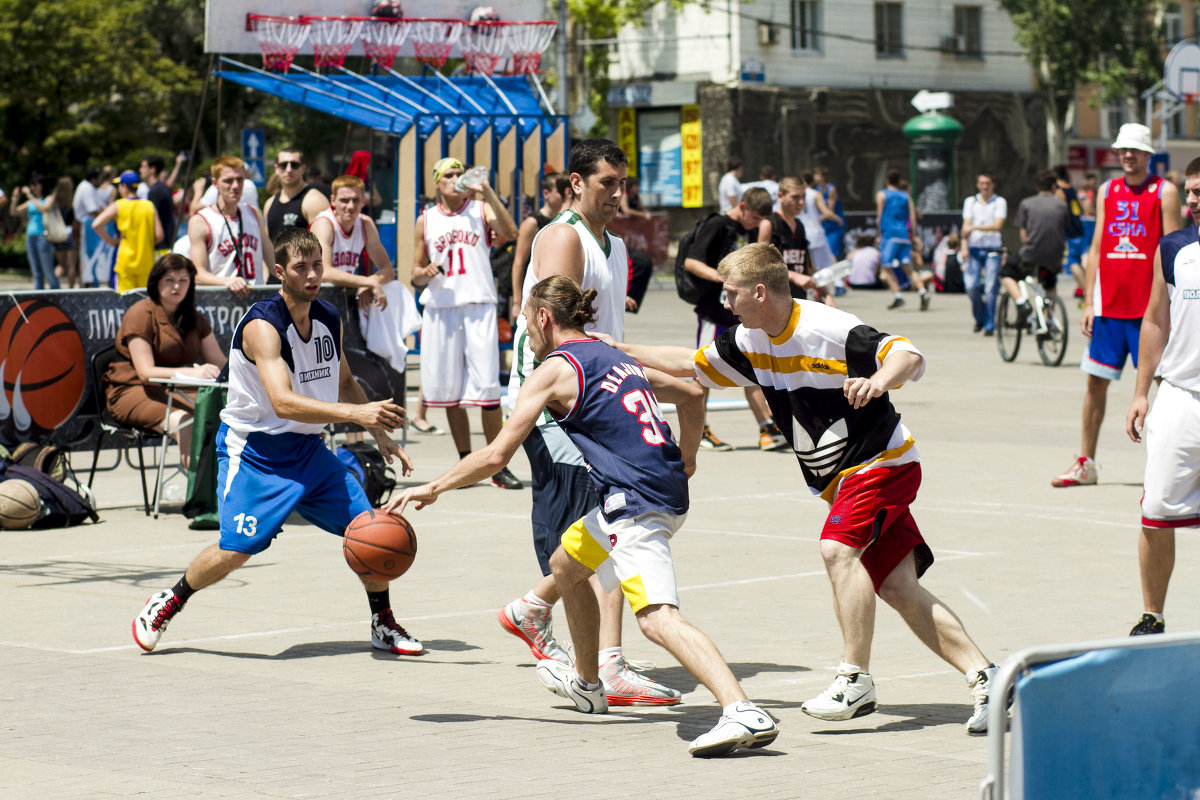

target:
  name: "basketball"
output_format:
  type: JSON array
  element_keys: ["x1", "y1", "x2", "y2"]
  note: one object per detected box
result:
[
  {"x1": 343, "y1": 509, "x2": 417, "y2": 581},
  {"x1": 0, "y1": 300, "x2": 86, "y2": 436},
  {"x1": 371, "y1": 0, "x2": 403, "y2": 18},
  {"x1": 470, "y1": 5, "x2": 500, "y2": 22},
  {"x1": 0, "y1": 479, "x2": 41, "y2": 530}
]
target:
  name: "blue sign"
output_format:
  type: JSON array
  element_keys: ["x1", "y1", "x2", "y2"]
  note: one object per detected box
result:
[
  {"x1": 242, "y1": 128, "x2": 265, "y2": 161},
  {"x1": 243, "y1": 159, "x2": 266, "y2": 185}
]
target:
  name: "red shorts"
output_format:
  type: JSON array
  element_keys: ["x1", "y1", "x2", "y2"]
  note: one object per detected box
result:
[{"x1": 821, "y1": 462, "x2": 934, "y2": 593}]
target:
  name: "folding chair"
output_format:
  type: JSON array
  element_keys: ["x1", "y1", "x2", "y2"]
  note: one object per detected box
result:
[{"x1": 86, "y1": 345, "x2": 163, "y2": 515}]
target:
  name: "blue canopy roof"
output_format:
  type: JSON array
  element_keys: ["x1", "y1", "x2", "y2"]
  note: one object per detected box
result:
[{"x1": 214, "y1": 57, "x2": 556, "y2": 139}]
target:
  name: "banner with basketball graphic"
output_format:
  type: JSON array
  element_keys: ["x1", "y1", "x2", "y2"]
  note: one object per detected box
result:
[{"x1": 0, "y1": 286, "x2": 373, "y2": 451}]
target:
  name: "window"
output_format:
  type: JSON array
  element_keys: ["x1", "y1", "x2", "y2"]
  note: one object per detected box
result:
[
  {"x1": 1165, "y1": 3, "x2": 1184, "y2": 46},
  {"x1": 954, "y1": 5, "x2": 982, "y2": 59},
  {"x1": 1100, "y1": 101, "x2": 1126, "y2": 141},
  {"x1": 791, "y1": 0, "x2": 821, "y2": 52},
  {"x1": 875, "y1": 2, "x2": 903, "y2": 57}
]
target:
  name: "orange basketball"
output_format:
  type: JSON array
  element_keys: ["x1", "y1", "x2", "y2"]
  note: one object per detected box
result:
[
  {"x1": 343, "y1": 509, "x2": 417, "y2": 582},
  {"x1": 0, "y1": 301, "x2": 86, "y2": 434}
]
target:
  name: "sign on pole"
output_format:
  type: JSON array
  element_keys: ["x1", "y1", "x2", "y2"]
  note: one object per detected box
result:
[{"x1": 242, "y1": 128, "x2": 266, "y2": 185}]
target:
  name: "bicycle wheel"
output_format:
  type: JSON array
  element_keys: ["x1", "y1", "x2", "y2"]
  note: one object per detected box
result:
[
  {"x1": 1037, "y1": 294, "x2": 1069, "y2": 367},
  {"x1": 996, "y1": 293, "x2": 1021, "y2": 362}
]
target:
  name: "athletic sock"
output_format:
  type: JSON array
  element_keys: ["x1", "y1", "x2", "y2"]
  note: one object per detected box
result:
[
  {"x1": 1149, "y1": 612, "x2": 1164, "y2": 623},
  {"x1": 837, "y1": 660, "x2": 864, "y2": 675},
  {"x1": 760, "y1": 416, "x2": 775, "y2": 431},
  {"x1": 366, "y1": 589, "x2": 391, "y2": 616},
  {"x1": 598, "y1": 646, "x2": 622, "y2": 664},
  {"x1": 522, "y1": 591, "x2": 551, "y2": 609},
  {"x1": 172, "y1": 575, "x2": 196, "y2": 605},
  {"x1": 457, "y1": 450, "x2": 471, "y2": 460},
  {"x1": 577, "y1": 677, "x2": 601, "y2": 692}
]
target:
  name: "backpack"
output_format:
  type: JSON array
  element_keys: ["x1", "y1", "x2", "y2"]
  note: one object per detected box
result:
[
  {"x1": 674, "y1": 213, "x2": 722, "y2": 305},
  {"x1": 336, "y1": 442, "x2": 397, "y2": 507},
  {"x1": 7, "y1": 442, "x2": 68, "y2": 482},
  {"x1": 0, "y1": 462, "x2": 98, "y2": 528}
]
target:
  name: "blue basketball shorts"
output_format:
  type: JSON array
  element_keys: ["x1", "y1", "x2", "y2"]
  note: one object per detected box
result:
[
  {"x1": 879, "y1": 237, "x2": 912, "y2": 267},
  {"x1": 1082, "y1": 316, "x2": 1142, "y2": 381},
  {"x1": 215, "y1": 424, "x2": 371, "y2": 555},
  {"x1": 1065, "y1": 236, "x2": 1087, "y2": 268}
]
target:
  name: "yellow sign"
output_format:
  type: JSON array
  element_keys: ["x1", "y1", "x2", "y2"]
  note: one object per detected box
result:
[
  {"x1": 617, "y1": 108, "x2": 637, "y2": 178},
  {"x1": 681, "y1": 105, "x2": 702, "y2": 208}
]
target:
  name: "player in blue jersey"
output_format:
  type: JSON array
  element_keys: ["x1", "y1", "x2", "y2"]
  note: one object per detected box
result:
[
  {"x1": 385, "y1": 275, "x2": 780, "y2": 757},
  {"x1": 132, "y1": 228, "x2": 422, "y2": 656}
]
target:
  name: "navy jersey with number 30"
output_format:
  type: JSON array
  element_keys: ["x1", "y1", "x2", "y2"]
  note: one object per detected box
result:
[{"x1": 548, "y1": 338, "x2": 689, "y2": 521}]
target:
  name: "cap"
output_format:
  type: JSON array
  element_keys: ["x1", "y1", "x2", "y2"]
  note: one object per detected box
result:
[
  {"x1": 1111, "y1": 123, "x2": 1155, "y2": 154},
  {"x1": 432, "y1": 157, "x2": 465, "y2": 183},
  {"x1": 115, "y1": 170, "x2": 139, "y2": 186}
]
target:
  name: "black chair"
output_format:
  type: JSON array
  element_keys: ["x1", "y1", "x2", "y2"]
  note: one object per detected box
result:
[{"x1": 87, "y1": 345, "x2": 162, "y2": 515}]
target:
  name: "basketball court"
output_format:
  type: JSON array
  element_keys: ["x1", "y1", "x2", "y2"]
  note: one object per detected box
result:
[{"x1": 3, "y1": 285, "x2": 1196, "y2": 797}]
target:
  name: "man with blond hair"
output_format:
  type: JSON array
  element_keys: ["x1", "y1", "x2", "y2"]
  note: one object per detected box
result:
[
  {"x1": 310, "y1": 174, "x2": 393, "y2": 309},
  {"x1": 191, "y1": 156, "x2": 274, "y2": 298}
]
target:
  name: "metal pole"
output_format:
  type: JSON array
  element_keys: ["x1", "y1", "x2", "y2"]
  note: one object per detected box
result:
[{"x1": 557, "y1": 0, "x2": 568, "y2": 116}]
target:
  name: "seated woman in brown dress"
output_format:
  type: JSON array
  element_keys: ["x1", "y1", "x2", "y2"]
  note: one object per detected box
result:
[{"x1": 106, "y1": 254, "x2": 227, "y2": 465}]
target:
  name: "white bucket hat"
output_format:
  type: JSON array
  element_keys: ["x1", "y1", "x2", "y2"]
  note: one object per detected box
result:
[{"x1": 1111, "y1": 123, "x2": 1156, "y2": 154}]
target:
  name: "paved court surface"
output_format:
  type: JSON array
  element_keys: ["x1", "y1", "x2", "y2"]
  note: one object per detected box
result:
[{"x1": 4, "y1": 283, "x2": 1196, "y2": 798}]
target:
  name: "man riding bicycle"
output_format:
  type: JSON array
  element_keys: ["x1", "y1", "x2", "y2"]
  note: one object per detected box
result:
[{"x1": 1000, "y1": 168, "x2": 1069, "y2": 327}]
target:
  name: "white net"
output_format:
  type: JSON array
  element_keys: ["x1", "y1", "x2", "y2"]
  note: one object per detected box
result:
[
  {"x1": 247, "y1": 14, "x2": 311, "y2": 72},
  {"x1": 408, "y1": 18, "x2": 464, "y2": 68},
  {"x1": 507, "y1": 21, "x2": 556, "y2": 75},
  {"x1": 461, "y1": 21, "x2": 510, "y2": 76},
  {"x1": 304, "y1": 16, "x2": 366, "y2": 70},
  {"x1": 362, "y1": 17, "x2": 412, "y2": 70}
]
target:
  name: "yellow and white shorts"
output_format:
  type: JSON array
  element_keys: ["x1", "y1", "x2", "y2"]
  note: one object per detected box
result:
[{"x1": 560, "y1": 507, "x2": 685, "y2": 613}]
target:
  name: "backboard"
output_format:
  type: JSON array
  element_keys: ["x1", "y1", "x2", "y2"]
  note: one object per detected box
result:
[
  {"x1": 205, "y1": 0, "x2": 546, "y2": 55},
  {"x1": 1164, "y1": 39, "x2": 1200, "y2": 99}
]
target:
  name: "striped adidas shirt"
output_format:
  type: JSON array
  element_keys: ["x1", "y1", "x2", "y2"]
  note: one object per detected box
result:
[{"x1": 694, "y1": 299, "x2": 925, "y2": 502}]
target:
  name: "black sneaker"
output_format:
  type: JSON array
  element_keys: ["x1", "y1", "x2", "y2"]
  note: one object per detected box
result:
[
  {"x1": 1015, "y1": 301, "x2": 1030, "y2": 329},
  {"x1": 1129, "y1": 613, "x2": 1165, "y2": 636},
  {"x1": 919, "y1": 292, "x2": 930, "y2": 311},
  {"x1": 887, "y1": 297, "x2": 905, "y2": 310},
  {"x1": 491, "y1": 467, "x2": 524, "y2": 490}
]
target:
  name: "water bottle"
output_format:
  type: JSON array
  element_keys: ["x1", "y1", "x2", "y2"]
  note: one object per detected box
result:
[
  {"x1": 812, "y1": 259, "x2": 852, "y2": 290},
  {"x1": 455, "y1": 166, "x2": 489, "y2": 192}
]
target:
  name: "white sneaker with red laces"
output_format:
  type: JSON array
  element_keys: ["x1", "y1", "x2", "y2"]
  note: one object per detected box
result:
[
  {"x1": 371, "y1": 610, "x2": 423, "y2": 655},
  {"x1": 1051, "y1": 455, "x2": 1097, "y2": 487},
  {"x1": 599, "y1": 655, "x2": 681, "y2": 706}
]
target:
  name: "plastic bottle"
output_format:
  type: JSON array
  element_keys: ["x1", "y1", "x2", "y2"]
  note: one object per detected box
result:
[
  {"x1": 811, "y1": 259, "x2": 852, "y2": 290},
  {"x1": 455, "y1": 165, "x2": 489, "y2": 192}
]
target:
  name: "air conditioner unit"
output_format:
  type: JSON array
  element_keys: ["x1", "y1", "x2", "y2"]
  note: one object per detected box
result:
[
  {"x1": 939, "y1": 34, "x2": 965, "y2": 53},
  {"x1": 759, "y1": 22, "x2": 780, "y2": 46}
]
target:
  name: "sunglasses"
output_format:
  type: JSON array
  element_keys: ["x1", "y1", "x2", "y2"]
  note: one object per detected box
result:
[{"x1": 276, "y1": 160, "x2": 303, "y2": 170}]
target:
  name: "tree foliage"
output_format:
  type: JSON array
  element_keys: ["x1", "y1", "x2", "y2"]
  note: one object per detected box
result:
[{"x1": 998, "y1": 0, "x2": 1164, "y2": 161}]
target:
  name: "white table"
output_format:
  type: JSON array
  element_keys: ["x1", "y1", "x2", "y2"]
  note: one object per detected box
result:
[{"x1": 147, "y1": 376, "x2": 228, "y2": 518}]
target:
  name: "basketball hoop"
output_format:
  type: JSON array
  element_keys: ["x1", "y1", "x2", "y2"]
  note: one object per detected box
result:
[
  {"x1": 362, "y1": 16, "x2": 412, "y2": 70},
  {"x1": 507, "y1": 21, "x2": 556, "y2": 75},
  {"x1": 1186, "y1": 92, "x2": 1198, "y2": 107},
  {"x1": 408, "y1": 18, "x2": 465, "y2": 68},
  {"x1": 302, "y1": 16, "x2": 367, "y2": 70},
  {"x1": 247, "y1": 14, "x2": 310, "y2": 72},
  {"x1": 461, "y1": 20, "x2": 511, "y2": 76}
]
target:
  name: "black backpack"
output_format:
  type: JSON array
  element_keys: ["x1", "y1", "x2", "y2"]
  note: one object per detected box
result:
[
  {"x1": 0, "y1": 462, "x2": 98, "y2": 528},
  {"x1": 336, "y1": 442, "x2": 398, "y2": 507},
  {"x1": 674, "y1": 213, "x2": 722, "y2": 305}
]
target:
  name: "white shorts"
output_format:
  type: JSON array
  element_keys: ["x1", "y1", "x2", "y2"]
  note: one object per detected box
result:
[
  {"x1": 1142, "y1": 379, "x2": 1200, "y2": 528},
  {"x1": 420, "y1": 303, "x2": 501, "y2": 407},
  {"x1": 560, "y1": 506, "x2": 685, "y2": 613}
]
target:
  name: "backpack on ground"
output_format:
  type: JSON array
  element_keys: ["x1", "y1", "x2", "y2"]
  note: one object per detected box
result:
[
  {"x1": 0, "y1": 462, "x2": 98, "y2": 528},
  {"x1": 6, "y1": 442, "x2": 68, "y2": 482},
  {"x1": 674, "y1": 212, "x2": 721, "y2": 306},
  {"x1": 336, "y1": 442, "x2": 397, "y2": 507}
]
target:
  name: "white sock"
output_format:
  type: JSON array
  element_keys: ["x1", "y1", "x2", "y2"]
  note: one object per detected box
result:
[
  {"x1": 598, "y1": 646, "x2": 622, "y2": 664},
  {"x1": 522, "y1": 591, "x2": 550, "y2": 608},
  {"x1": 1149, "y1": 612, "x2": 1164, "y2": 622},
  {"x1": 837, "y1": 660, "x2": 865, "y2": 676},
  {"x1": 576, "y1": 677, "x2": 601, "y2": 691}
]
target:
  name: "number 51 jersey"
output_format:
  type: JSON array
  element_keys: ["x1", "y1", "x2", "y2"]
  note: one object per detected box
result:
[
  {"x1": 222, "y1": 293, "x2": 343, "y2": 436},
  {"x1": 547, "y1": 338, "x2": 688, "y2": 521}
]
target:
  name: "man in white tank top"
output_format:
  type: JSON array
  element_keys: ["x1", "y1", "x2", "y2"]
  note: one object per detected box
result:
[
  {"x1": 501, "y1": 139, "x2": 681, "y2": 707},
  {"x1": 132, "y1": 228, "x2": 422, "y2": 657},
  {"x1": 310, "y1": 174, "x2": 394, "y2": 309},
  {"x1": 1126, "y1": 158, "x2": 1200, "y2": 636},
  {"x1": 190, "y1": 156, "x2": 274, "y2": 298},
  {"x1": 412, "y1": 157, "x2": 520, "y2": 488}
]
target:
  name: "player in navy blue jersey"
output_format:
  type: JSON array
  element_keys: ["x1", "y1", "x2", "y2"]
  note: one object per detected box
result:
[
  {"x1": 132, "y1": 228, "x2": 422, "y2": 657},
  {"x1": 386, "y1": 275, "x2": 779, "y2": 757}
]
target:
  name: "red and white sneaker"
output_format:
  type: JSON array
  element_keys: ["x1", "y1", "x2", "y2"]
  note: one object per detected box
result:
[
  {"x1": 599, "y1": 655, "x2": 682, "y2": 706},
  {"x1": 1051, "y1": 456, "x2": 1097, "y2": 487},
  {"x1": 132, "y1": 589, "x2": 183, "y2": 652},
  {"x1": 371, "y1": 609, "x2": 423, "y2": 655},
  {"x1": 498, "y1": 599, "x2": 571, "y2": 663}
]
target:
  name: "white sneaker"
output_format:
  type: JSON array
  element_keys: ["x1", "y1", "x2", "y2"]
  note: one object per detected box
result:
[
  {"x1": 801, "y1": 670, "x2": 878, "y2": 721},
  {"x1": 599, "y1": 655, "x2": 681, "y2": 706},
  {"x1": 688, "y1": 701, "x2": 779, "y2": 757},
  {"x1": 132, "y1": 589, "x2": 183, "y2": 652},
  {"x1": 965, "y1": 665, "x2": 998, "y2": 733},
  {"x1": 1051, "y1": 455, "x2": 1097, "y2": 487},
  {"x1": 498, "y1": 599, "x2": 572, "y2": 664},
  {"x1": 536, "y1": 660, "x2": 608, "y2": 713},
  {"x1": 371, "y1": 610, "x2": 423, "y2": 655}
]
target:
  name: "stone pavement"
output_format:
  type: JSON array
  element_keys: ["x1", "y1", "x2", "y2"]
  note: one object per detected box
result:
[{"x1": 3, "y1": 284, "x2": 1196, "y2": 799}]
